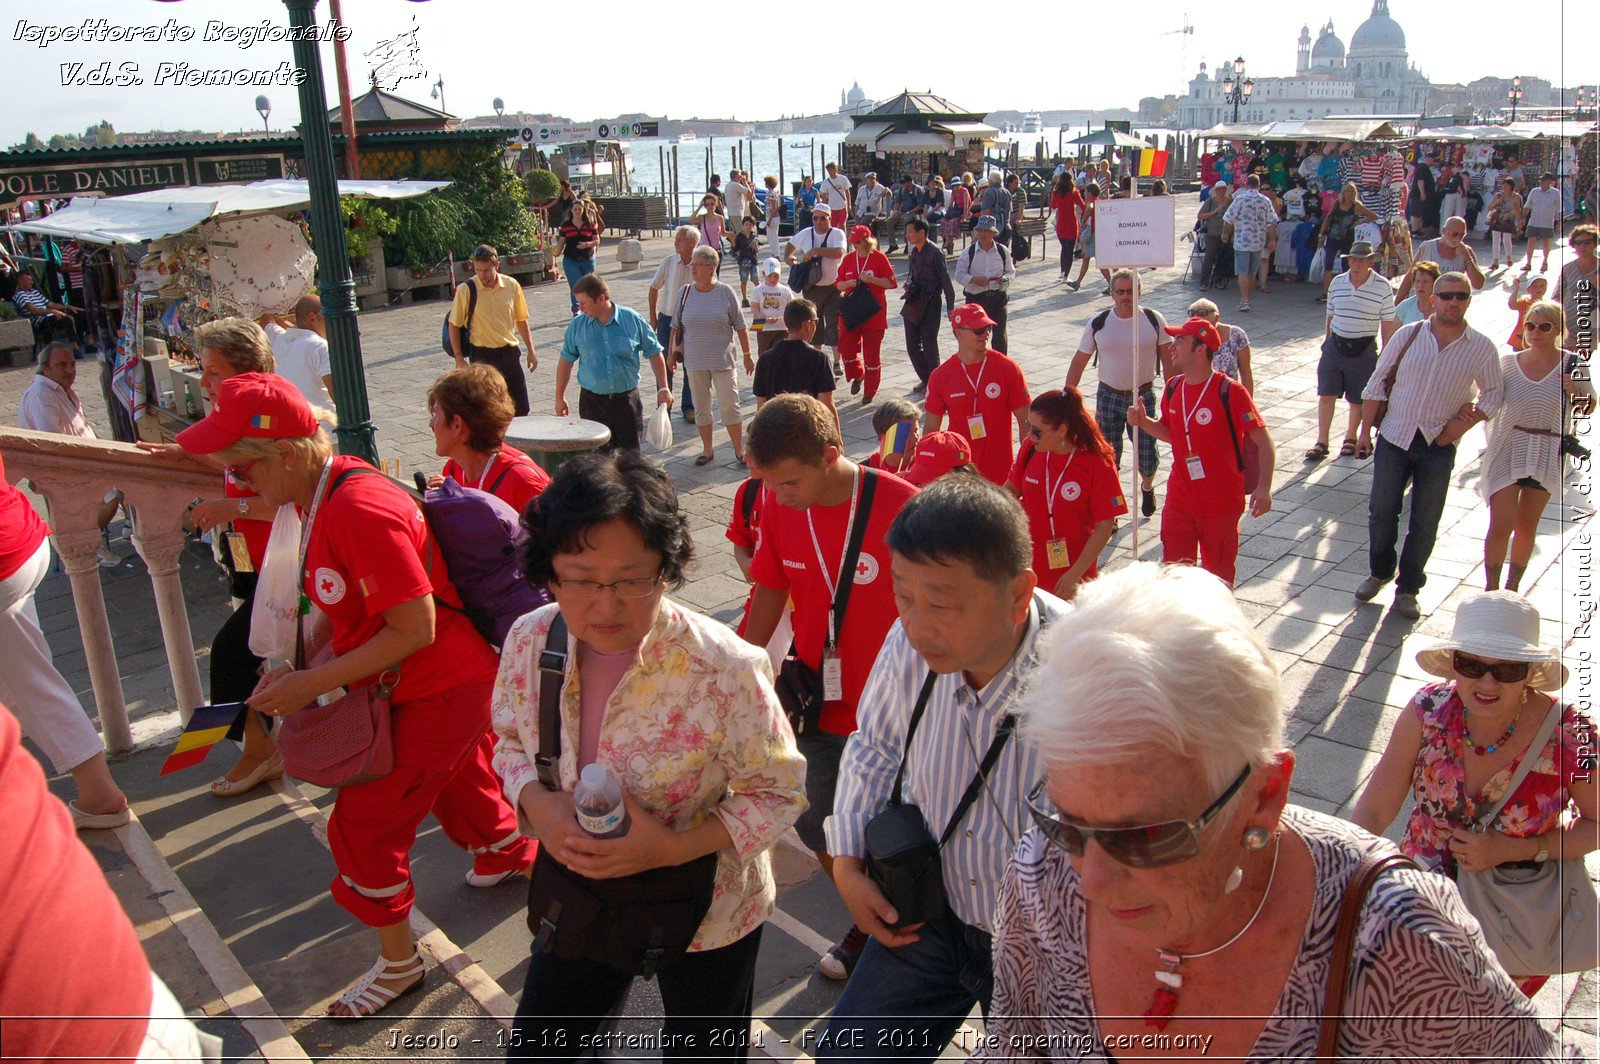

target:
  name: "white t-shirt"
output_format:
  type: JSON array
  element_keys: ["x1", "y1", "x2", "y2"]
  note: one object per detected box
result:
[
  {"x1": 821, "y1": 173, "x2": 852, "y2": 211},
  {"x1": 264, "y1": 323, "x2": 334, "y2": 411},
  {"x1": 750, "y1": 282, "x2": 794, "y2": 331},
  {"x1": 1076, "y1": 308, "x2": 1170, "y2": 392},
  {"x1": 1524, "y1": 186, "x2": 1562, "y2": 229},
  {"x1": 785, "y1": 226, "x2": 846, "y2": 286},
  {"x1": 1283, "y1": 188, "x2": 1306, "y2": 221},
  {"x1": 725, "y1": 180, "x2": 754, "y2": 220}
]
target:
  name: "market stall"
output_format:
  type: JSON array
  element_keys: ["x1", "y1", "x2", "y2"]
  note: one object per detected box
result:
[{"x1": 4, "y1": 178, "x2": 448, "y2": 441}]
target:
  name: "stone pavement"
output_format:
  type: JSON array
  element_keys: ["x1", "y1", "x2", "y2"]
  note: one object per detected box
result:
[{"x1": 4, "y1": 196, "x2": 1595, "y2": 1058}]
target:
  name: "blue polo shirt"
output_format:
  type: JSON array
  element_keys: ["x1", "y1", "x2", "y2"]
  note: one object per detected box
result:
[{"x1": 558, "y1": 305, "x2": 663, "y2": 395}]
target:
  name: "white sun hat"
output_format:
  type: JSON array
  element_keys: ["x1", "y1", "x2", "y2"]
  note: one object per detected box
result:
[{"x1": 1414, "y1": 591, "x2": 1567, "y2": 691}]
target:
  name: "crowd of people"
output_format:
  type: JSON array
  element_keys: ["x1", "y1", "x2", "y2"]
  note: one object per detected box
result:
[{"x1": 3, "y1": 154, "x2": 1595, "y2": 1062}]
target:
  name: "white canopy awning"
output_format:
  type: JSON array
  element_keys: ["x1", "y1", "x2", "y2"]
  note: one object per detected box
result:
[
  {"x1": 3, "y1": 178, "x2": 450, "y2": 245},
  {"x1": 877, "y1": 131, "x2": 953, "y2": 152},
  {"x1": 933, "y1": 121, "x2": 1000, "y2": 140},
  {"x1": 843, "y1": 122, "x2": 893, "y2": 146},
  {"x1": 1199, "y1": 119, "x2": 1401, "y2": 142}
]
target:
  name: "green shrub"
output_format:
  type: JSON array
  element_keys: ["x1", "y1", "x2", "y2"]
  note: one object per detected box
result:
[{"x1": 525, "y1": 168, "x2": 561, "y2": 205}]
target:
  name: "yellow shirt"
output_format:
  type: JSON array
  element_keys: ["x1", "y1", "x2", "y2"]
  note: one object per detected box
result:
[{"x1": 450, "y1": 272, "x2": 528, "y2": 349}]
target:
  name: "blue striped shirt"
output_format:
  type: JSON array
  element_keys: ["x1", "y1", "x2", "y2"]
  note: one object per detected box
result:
[{"x1": 825, "y1": 590, "x2": 1069, "y2": 931}]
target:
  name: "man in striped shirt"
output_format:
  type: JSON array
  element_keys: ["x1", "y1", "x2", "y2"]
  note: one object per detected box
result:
[
  {"x1": 819, "y1": 476, "x2": 1068, "y2": 1062},
  {"x1": 1356, "y1": 271, "x2": 1502, "y2": 619},
  {"x1": 1309, "y1": 241, "x2": 1397, "y2": 461}
]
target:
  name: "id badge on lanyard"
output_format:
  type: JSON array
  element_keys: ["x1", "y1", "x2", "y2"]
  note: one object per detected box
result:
[
  {"x1": 224, "y1": 531, "x2": 254, "y2": 573},
  {"x1": 822, "y1": 643, "x2": 844, "y2": 702}
]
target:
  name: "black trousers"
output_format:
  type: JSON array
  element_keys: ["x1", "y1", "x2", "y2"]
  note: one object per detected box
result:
[
  {"x1": 471, "y1": 343, "x2": 531, "y2": 416},
  {"x1": 210, "y1": 593, "x2": 266, "y2": 742},
  {"x1": 968, "y1": 290, "x2": 1009, "y2": 354},
  {"x1": 903, "y1": 302, "x2": 942, "y2": 382},
  {"x1": 510, "y1": 926, "x2": 763, "y2": 1062},
  {"x1": 1058, "y1": 237, "x2": 1077, "y2": 275},
  {"x1": 578, "y1": 387, "x2": 644, "y2": 451}
]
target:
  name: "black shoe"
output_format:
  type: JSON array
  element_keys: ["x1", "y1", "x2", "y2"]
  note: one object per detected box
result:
[
  {"x1": 1141, "y1": 488, "x2": 1156, "y2": 517},
  {"x1": 833, "y1": 361, "x2": 843, "y2": 379},
  {"x1": 850, "y1": 378, "x2": 862, "y2": 395},
  {"x1": 819, "y1": 926, "x2": 869, "y2": 981},
  {"x1": 887, "y1": 244, "x2": 900, "y2": 254}
]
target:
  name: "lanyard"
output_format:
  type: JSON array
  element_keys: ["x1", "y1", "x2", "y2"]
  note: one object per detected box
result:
[
  {"x1": 296, "y1": 458, "x2": 336, "y2": 618},
  {"x1": 472, "y1": 451, "x2": 501, "y2": 492},
  {"x1": 853, "y1": 251, "x2": 868, "y2": 280},
  {"x1": 1178, "y1": 374, "x2": 1217, "y2": 450},
  {"x1": 962, "y1": 355, "x2": 988, "y2": 418},
  {"x1": 806, "y1": 464, "x2": 861, "y2": 648},
  {"x1": 1042, "y1": 447, "x2": 1077, "y2": 539}
]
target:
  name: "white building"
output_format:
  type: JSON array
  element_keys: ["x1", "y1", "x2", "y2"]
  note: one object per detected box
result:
[{"x1": 1178, "y1": 1, "x2": 1429, "y2": 128}]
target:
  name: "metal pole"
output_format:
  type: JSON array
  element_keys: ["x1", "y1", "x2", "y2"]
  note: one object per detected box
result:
[
  {"x1": 778, "y1": 137, "x2": 785, "y2": 202},
  {"x1": 327, "y1": 0, "x2": 360, "y2": 178},
  {"x1": 283, "y1": 0, "x2": 377, "y2": 463},
  {"x1": 671, "y1": 145, "x2": 680, "y2": 225},
  {"x1": 659, "y1": 144, "x2": 665, "y2": 200}
]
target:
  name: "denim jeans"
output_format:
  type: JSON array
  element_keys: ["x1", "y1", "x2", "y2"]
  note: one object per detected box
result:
[
  {"x1": 1368, "y1": 431, "x2": 1457, "y2": 594},
  {"x1": 814, "y1": 914, "x2": 992, "y2": 1063},
  {"x1": 563, "y1": 255, "x2": 596, "y2": 313}
]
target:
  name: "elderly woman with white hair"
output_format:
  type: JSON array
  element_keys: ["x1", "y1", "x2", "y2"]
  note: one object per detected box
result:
[
  {"x1": 670, "y1": 244, "x2": 753, "y2": 466},
  {"x1": 974, "y1": 564, "x2": 1556, "y2": 1061}
]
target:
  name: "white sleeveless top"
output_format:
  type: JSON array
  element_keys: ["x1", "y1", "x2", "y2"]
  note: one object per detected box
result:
[{"x1": 1479, "y1": 351, "x2": 1566, "y2": 498}]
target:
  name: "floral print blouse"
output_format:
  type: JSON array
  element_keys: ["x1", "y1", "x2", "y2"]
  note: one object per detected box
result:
[
  {"x1": 491, "y1": 600, "x2": 807, "y2": 952},
  {"x1": 1401, "y1": 681, "x2": 1594, "y2": 878}
]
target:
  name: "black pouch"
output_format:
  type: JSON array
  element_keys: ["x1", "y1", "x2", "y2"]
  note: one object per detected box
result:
[
  {"x1": 1331, "y1": 333, "x2": 1375, "y2": 358},
  {"x1": 864, "y1": 802, "x2": 950, "y2": 928},
  {"x1": 776, "y1": 655, "x2": 824, "y2": 736},
  {"x1": 526, "y1": 847, "x2": 720, "y2": 980}
]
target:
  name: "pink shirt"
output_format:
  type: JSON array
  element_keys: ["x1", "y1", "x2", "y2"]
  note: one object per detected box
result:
[
  {"x1": 17, "y1": 376, "x2": 92, "y2": 438},
  {"x1": 576, "y1": 640, "x2": 642, "y2": 768}
]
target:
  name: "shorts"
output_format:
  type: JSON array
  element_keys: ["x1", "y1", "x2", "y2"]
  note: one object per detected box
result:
[
  {"x1": 1317, "y1": 334, "x2": 1379, "y2": 403},
  {"x1": 738, "y1": 261, "x2": 759, "y2": 285},
  {"x1": 1080, "y1": 233, "x2": 1096, "y2": 259},
  {"x1": 1323, "y1": 242, "x2": 1352, "y2": 273},
  {"x1": 1234, "y1": 249, "x2": 1262, "y2": 277},
  {"x1": 794, "y1": 728, "x2": 849, "y2": 852},
  {"x1": 1516, "y1": 475, "x2": 1550, "y2": 491},
  {"x1": 1526, "y1": 225, "x2": 1555, "y2": 240}
]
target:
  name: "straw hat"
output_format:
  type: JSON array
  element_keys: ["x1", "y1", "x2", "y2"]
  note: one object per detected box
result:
[{"x1": 1414, "y1": 591, "x2": 1567, "y2": 691}]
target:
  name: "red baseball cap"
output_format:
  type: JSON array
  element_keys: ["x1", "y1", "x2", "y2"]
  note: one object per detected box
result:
[
  {"x1": 176, "y1": 372, "x2": 320, "y2": 455},
  {"x1": 949, "y1": 303, "x2": 997, "y2": 330},
  {"x1": 848, "y1": 224, "x2": 874, "y2": 243},
  {"x1": 1163, "y1": 317, "x2": 1223, "y2": 352},
  {"x1": 902, "y1": 430, "x2": 974, "y2": 486}
]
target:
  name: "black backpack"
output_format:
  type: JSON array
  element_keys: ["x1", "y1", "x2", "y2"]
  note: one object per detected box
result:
[
  {"x1": 441, "y1": 278, "x2": 478, "y2": 357},
  {"x1": 738, "y1": 477, "x2": 763, "y2": 527},
  {"x1": 1088, "y1": 307, "x2": 1162, "y2": 369}
]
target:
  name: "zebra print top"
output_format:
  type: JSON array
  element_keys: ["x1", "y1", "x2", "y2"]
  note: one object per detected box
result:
[{"x1": 976, "y1": 806, "x2": 1557, "y2": 1061}]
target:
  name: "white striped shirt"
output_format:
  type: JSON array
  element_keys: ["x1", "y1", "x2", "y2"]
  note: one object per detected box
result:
[
  {"x1": 1363, "y1": 320, "x2": 1503, "y2": 448},
  {"x1": 825, "y1": 591, "x2": 1070, "y2": 931},
  {"x1": 1325, "y1": 270, "x2": 1396, "y2": 339}
]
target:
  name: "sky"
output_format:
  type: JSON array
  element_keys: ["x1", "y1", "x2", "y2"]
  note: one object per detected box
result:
[{"x1": 4, "y1": 0, "x2": 1596, "y2": 147}]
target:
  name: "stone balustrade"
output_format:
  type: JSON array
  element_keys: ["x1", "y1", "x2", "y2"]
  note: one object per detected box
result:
[{"x1": 2, "y1": 427, "x2": 219, "y2": 754}]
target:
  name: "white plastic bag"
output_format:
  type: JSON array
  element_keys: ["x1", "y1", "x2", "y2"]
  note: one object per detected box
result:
[
  {"x1": 645, "y1": 401, "x2": 673, "y2": 453},
  {"x1": 247, "y1": 505, "x2": 304, "y2": 663},
  {"x1": 1308, "y1": 249, "x2": 1326, "y2": 285}
]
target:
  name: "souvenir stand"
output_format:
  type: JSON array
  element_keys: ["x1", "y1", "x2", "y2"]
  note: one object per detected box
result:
[{"x1": 4, "y1": 179, "x2": 447, "y2": 442}]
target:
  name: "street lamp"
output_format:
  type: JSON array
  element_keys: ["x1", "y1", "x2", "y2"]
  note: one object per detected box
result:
[
  {"x1": 1221, "y1": 58, "x2": 1254, "y2": 123},
  {"x1": 430, "y1": 75, "x2": 446, "y2": 115},
  {"x1": 1508, "y1": 76, "x2": 1524, "y2": 123},
  {"x1": 494, "y1": 97, "x2": 505, "y2": 125},
  {"x1": 255, "y1": 95, "x2": 271, "y2": 133}
]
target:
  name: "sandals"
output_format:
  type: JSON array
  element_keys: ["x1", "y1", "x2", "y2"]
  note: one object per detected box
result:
[
  {"x1": 210, "y1": 752, "x2": 284, "y2": 798},
  {"x1": 328, "y1": 949, "x2": 426, "y2": 1020},
  {"x1": 1304, "y1": 442, "x2": 1330, "y2": 461},
  {"x1": 1339, "y1": 438, "x2": 1358, "y2": 458},
  {"x1": 694, "y1": 453, "x2": 714, "y2": 467},
  {"x1": 1355, "y1": 443, "x2": 1371, "y2": 460}
]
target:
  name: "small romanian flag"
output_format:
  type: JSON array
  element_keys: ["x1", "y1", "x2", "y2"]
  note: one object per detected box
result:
[
  {"x1": 250, "y1": 414, "x2": 273, "y2": 429},
  {"x1": 160, "y1": 702, "x2": 244, "y2": 775},
  {"x1": 1113, "y1": 494, "x2": 1127, "y2": 510},
  {"x1": 357, "y1": 575, "x2": 377, "y2": 598},
  {"x1": 881, "y1": 421, "x2": 914, "y2": 460},
  {"x1": 1133, "y1": 149, "x2": 1170, "y2": 178}
]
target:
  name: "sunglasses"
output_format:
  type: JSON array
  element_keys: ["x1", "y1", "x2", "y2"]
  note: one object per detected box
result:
[
  {"x1": 1027, "y1": 424, "x2": 1049, "y2": 439},
  {"x1": 960, "y1": 326, "x2": 993, "y2": 336},
  {"x1": 1435, "y1": 291, "x2": 1471, "y2": 302},
  {"x1": 1574, "y1": 239, "x2": 1597, "y2": 247},
  {"x1": 226, "y1": 459, "x2": 260, "y2": 485},
  {"x1": 1452, "y1": 651, "x2": 1531, "y2": 683},
  {"x1": 1524, "y1": 321, "x2": 1556, "y2": 333},
  {"x1": 1026, "y1": 765, "x2": 1251, "y2": 869}
]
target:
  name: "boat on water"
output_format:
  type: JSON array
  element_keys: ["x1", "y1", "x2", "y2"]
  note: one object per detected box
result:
[
  {"x1": 552, "y1": 140, "x2": 635, "y2": 194},
  {"x1": 678, "y1": 132, "x2": 698, "y2": 143},
  {"x1": 1022, "y1": 113, "x2": 1043, "y2": 133}
]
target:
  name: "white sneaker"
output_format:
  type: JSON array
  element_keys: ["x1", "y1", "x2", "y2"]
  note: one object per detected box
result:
[{"x1": 97, "y1": 543, "x2": 119, "y2": 568}]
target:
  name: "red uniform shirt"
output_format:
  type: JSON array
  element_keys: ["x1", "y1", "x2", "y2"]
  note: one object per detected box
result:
[
  {"x1": 925, "y1": 350, "x2": 1031, "y2": 485},
  {"x1": 222, "y1": 468, "x2": 272, "y2": 568},
  {"x1": 834, "y1": 249, "x2": 897, "y2": 328},
  {"x1": 864, "y1": 450, "x2": 913, "y2": 475},
  {"x1": 442, "y1": 444, "x2": 551, "y2": 514},
  {"x1": 1009, "y1": 440, "x2": 1127, "y2": 586},
  {"x1": 0, "y1": 456, "x2": 49, "y2": 581},
  {"x1": 1159, "y1": 372, "x2": 1265, "y2": 519},
  {"x1": 1051, "y1": 190, "x2": 1084, "y2": 240},
  {"x1": 749, "y1": 466, "x2": 916, "y2": 735},
  {"x1": 304, "y1": 459, "x2": 498, "y2": 755}
]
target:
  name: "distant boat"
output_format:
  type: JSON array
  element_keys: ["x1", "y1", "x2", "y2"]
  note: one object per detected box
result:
[
  {"x1": 1023, "y1": 113, "x2": 1043, "y2": 133},
  {"x1": 678, "y1": 132, "x2": 698, "y2": 143}
]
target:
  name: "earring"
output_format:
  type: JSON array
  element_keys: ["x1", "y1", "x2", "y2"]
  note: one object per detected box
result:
[
  {"x1": 1224, "y1": 866, "x2": 1244, "y2": 894},
  {"x1": 1242, "y1": 826, "x2": 1271, "y2": 851}
]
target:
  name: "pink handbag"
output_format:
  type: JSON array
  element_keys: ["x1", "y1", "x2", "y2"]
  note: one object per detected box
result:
[{"x1": 276, "y1": 671, "x2": 397, "y2": 788}]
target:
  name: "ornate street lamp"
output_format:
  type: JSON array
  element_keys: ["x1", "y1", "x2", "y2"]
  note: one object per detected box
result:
[
  {"x1": 1221, "y1": 58, "x2": 1254, "y2": 123},
  {"x1": 431, "y1": 76, "x2": 446, "y2": 115},
  {"x1": 1508, "y1": 76, "x2": 1524, "y2": 123}
]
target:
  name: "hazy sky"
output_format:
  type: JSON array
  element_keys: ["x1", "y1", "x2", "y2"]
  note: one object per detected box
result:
[{"x1": 4, "y1": 0, "x2": 1595, "y2": 147}]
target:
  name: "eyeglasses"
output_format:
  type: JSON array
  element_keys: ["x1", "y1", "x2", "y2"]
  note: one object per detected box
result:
[
  {"x1": 1027, "y1": 424, "x2": 1050, "y2": 439},
  {"x1": 1111, "y1": 288, "x2": 1134, "y2": 297},
  {"x1": 1435, "y1": 291, "x2": 1471, "y2": 302},
  {"x1": 1452, "y1": 651, "x2": 1531, "y2": 683},
  {"x1": 1026, "y1": 765, "x2": 1252, "y2": 869},
  {"x1": 552, "y1": 572, "x2": 664, "y2": 601},
  {"x1": 1524, "y1": 321, "x2": 1556, "y2": 333},
  {"x1": 1574, "y1": 238, "x2": 1597, "y2": 247},
  {"x1": 226, "y1": 459, "x2": 260, "y2": 485}
]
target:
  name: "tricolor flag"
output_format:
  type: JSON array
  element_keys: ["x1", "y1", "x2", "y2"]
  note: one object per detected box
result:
[
  {"x1": 251, "y1": 414, "x2": 273, "y2": 429},
  {"x1": 1113, "y1": 493, "x2": 1127, "y2": 510},
  {"x1": 160, "y1": 702, "x2": 244, "y2": 775},
  {"x1": 1133, "y1": 149, "x2": 1170, "y2": 178},
  {"x1": 357, "y1": 575, "x2": 378, "y2": 598},
  {"x1": 881, "y1": 421, "x2": 914, "y2": 460}
]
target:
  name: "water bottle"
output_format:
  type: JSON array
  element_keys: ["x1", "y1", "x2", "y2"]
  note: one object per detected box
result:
[{"x1": 574, "y1": 763, "x2": 631, "y2": 839}]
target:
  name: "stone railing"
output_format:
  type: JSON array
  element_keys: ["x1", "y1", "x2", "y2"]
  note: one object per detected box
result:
[{"x1": 2, "y1": 428, "x2": 219, "y2": 754}]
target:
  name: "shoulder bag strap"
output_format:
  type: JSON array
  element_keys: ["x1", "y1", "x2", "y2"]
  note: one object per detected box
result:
[
  {"x1": 1471, "y1": 696, "x2": 1565, "y2": 830},
  {"x1": 465, "y1": 277, "x2": 478, "y2": 334},
  {"x1": 826, "y1": 467, "x2": 879, "y2": 647},
  {"x1": 1218, "y1": 378, "x2": 1245, "y2": 472},
  {"x1": 889, "y1": 670, "x2": 939, "y2": 807},
  {"x1": 937, "y1": 715, "x2": 1016, "y2": 849},
  {"x1": 487, "y1": 458, "x2": 514, "y2": 495},
  {"x1": 534, "y1": 613, "x2": 569, "y2": 791},
  {"x1": 1317, "y1": 851, "x2": 1418, "y2": 1061},
  {"x1": 1379, "y1": 321, "x2": 1424, "y2": 401}
]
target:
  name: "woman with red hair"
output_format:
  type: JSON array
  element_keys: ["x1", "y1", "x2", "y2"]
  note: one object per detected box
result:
[{"x1": 1008, "y1": 387, "x2": 1127, "y2": 599}]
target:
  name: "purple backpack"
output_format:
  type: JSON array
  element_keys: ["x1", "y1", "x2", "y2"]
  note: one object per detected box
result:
[{"x1": 420, "y1": 476, "x2": 551, "y2": 649}]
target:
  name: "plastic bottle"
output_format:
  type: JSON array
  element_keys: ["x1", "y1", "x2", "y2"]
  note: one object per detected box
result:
[{"x1": 574, "y1": 763, "x2": 631, "y2": 839}]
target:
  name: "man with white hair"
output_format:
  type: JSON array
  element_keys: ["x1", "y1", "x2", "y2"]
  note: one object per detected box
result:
[
  {"x1": 1401, "y1": 216, "x2": 1484, "y2": 295},
  {"x1": 785, "y1": 204, "x2": 848, "y2": 372},
  {"x1": 649, "y1": 224, "x2": 702, "y2": 419},
  {"x1": 979, "y1": 172, "x2": 1013, "y2": 244}
]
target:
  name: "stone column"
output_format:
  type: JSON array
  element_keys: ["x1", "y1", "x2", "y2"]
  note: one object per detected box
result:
[
  {"x1": 52, "y1": 527, "x2": 132, "y2": 754},
  {"x1": 132, "y1": 516, "x2": 205, "y2": 727}
]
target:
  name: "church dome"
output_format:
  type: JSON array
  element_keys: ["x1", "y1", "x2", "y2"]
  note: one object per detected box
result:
[
  {"x1": 1351, "y1": 2, "x2": 1405, "y2": 52},
  {"x1": 846, "y1": 81, "x2": 866, "y2": 107},
  {"x1": 1311, "y1": 28, "x2": 1345, "y2": 60}
]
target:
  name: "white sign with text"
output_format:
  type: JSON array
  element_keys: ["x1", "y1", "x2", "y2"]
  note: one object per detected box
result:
[{"x1": 1094, "y1": 197, "x2": 1176, "y2": 269}]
